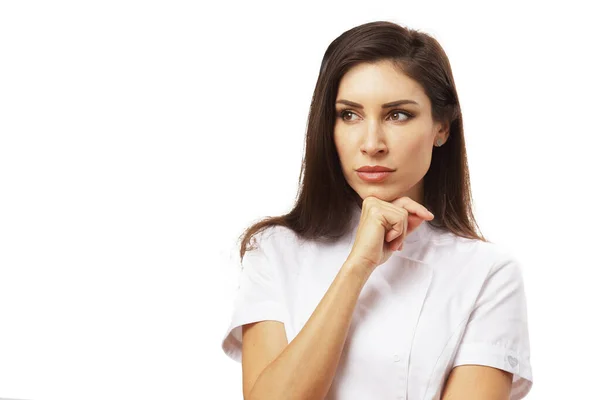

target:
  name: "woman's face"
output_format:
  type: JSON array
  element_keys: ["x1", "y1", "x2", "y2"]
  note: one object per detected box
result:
[{"x1": 333, "y1": 60, "x2": 449, "y2": 205}]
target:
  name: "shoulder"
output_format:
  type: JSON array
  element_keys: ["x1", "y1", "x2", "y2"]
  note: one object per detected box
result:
[
  {"x1": 250, "y1": 225, "x2": 305, "y2": 255},
  {"x1": 430, "y1": 231, "x2": 524, "y2": 281},
  {"x1": 467, "y1": 239, "x2": 524, "y2": 275},
  {"x1": 243, "y1": 225, "x2": 309, "y2": 278}
]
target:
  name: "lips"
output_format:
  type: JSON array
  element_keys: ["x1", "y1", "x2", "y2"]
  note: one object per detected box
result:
[
  {"x1": 356, "y1": 171, "x2": 392, "y2": 183},
  {"x1": 356, "y1": 166, "x2": 394, "y2": 172}
]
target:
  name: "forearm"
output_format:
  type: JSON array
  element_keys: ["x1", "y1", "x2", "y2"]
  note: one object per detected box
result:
[{"x1": 248, "y1": 259, "x2": 372, "y2": 400}]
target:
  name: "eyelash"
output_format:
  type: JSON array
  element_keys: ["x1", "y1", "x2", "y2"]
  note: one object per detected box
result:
[{"x1": 337, "y1": 108, "x2": 414, "y2": 123}]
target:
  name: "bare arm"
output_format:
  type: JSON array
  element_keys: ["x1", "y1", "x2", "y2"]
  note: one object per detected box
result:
[
  {"x1": 441, "y1": 365, "x2": 512, "y2": 399},
  {"x1": 243, "y1": 259, "x2": 372, "y2": 400}
]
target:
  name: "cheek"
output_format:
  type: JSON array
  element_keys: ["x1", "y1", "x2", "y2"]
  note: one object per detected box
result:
[
  {"x1": 392, "y1": 135, "x2": 425, "y2": 159},
  {"x1": 408, "y1": 137, "x2": 434, "y2": 172},
  {"x1": 333, "y1": 133, "x2": 351, "y2": 166}
]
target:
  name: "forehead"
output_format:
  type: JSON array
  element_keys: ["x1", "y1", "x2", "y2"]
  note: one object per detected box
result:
[{"x1": 336, "y1": 61, "x2": 427, "y2": 105}]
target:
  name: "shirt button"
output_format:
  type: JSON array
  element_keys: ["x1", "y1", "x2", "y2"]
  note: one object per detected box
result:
[{"x1": 393, "y1": 354, "x2": 402, "y2": 362}]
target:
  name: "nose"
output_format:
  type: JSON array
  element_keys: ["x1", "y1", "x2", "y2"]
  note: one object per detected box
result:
[{"x1": 360, "y1": 122, "x2": 388, "y2": 155}]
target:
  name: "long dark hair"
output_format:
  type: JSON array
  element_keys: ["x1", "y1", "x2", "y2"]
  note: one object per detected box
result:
[{"x1": 237, "y1": 20, "x2": 487, "y2": 262}]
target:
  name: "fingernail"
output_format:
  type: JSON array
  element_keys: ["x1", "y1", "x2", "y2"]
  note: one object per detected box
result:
[{"x1": 428, "y1": 211, "x2": 434, "y2": 217}]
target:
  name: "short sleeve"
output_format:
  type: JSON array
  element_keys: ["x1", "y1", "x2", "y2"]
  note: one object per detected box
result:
[
  {"x1": 221, "y1": 230, "x2": 289, "y2": 363},
  {"x1": 452, "y1": 253, "x2": 533, "y2": 399}
]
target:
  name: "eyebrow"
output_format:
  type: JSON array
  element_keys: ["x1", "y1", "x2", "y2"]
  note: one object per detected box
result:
[{"x1": 335, "y1": 99, "x2": 419, "y2": 109}]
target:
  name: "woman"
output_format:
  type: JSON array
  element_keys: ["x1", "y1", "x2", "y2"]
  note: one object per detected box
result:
[{"x1": 221, "y1": 20, "x2": 533, "y2": 399}]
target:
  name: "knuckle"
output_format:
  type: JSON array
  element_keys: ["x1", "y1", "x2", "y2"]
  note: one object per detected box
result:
[
  {"x1": 393, "y1": 206, "x2": 408, "y2": 218},
  {"x1": 368, "y1": 206, "x2": 384, "y2": 218},
  {"x1": 363, "y1": 196, "x2": 376, "y2": 208}
]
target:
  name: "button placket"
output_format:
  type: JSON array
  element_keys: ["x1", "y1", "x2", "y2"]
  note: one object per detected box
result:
[
  {"x1": 388, "y1": 261, "x2": 433, "y2": 400},
  {"x1": 393, "y1": 350, "x2": 408, "y2": 400}
]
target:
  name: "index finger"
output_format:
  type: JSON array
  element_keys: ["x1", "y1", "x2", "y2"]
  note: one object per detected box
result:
[{"x1": 391, "y1": 196, "x2": 434, "y2": 219}]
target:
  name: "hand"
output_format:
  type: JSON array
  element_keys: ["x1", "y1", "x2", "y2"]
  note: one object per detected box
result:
[{"x1": 347, "y1": 195, "x2": 435, "y2": 273}]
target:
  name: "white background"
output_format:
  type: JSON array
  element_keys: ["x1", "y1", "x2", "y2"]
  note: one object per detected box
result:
[{"x1": 1, "y1": 1, "x2": 598, "y2": 399}]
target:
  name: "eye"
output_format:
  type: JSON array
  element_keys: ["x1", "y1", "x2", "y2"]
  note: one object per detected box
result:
[
  {"x1": 337, "y1": 109, "x2": 413, "y2": 123},
  {"x1": 339, "y1": 109, "x2": 357, "y2": 122},
  {"x1": 389, "y1": 110, "x2": 412, "y2": 121}
]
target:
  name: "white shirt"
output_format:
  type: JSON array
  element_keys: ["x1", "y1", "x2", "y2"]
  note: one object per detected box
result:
[{"x1": 221, "y1": 205, "x2": 533, "y2": 399}]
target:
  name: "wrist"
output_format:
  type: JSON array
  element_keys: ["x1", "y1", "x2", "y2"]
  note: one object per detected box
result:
[{"x1": 342, "y1": 257, "x2": 375, "y2": 282}]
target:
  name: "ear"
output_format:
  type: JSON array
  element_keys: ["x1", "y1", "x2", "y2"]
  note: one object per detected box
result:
[
  {"x1": 433, "y1": 120, "x2": 450, "y2": 146},
  {"x1": 437, "y1": 119, "x2": 450, "y2": 141}
]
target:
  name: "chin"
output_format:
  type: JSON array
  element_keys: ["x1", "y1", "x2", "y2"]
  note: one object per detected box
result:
[{"x1": 356, "y1": 187, "x2": 401, "y2": 202}]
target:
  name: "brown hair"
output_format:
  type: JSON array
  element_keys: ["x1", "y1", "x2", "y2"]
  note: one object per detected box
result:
[{"x1": 237, "y1": 20, "x2": 488, "y2": 262}]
